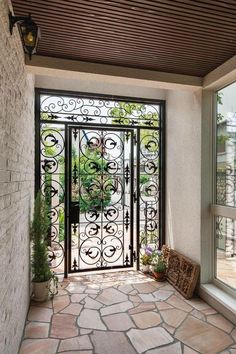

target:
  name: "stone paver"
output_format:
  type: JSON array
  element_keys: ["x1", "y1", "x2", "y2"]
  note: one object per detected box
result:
[
  {"x1": 232, "y1": 329, "x2": 236, "y2": 341},
  {"x1": 60, "y1": 352, "x2": 93, "y2": 354},
  {"x1": 146, "y1": 342, "x2": 182, "y2": 354},
  {"x1": 71, "y1": 293, "x2": 87, "y2": 303},
  {"x1": 162, "y1": 322, "x2": 176, "y2": 334},
  {"x1": 186, "y1": 297, "x2": 212, "y2": 311},
  {"x1": 58, "y1": 335, "x2": 93, "y2": 352},
  {"x1": 129, "y1": 302, "x2": 156, "y2": 315},
  {"x1": 24, "y1": 322, "x2": 49, "y2": 339},
  {"x1": 139, "y1": 290, "x2": 173, "y2": 302},
  {"x1": 175, "y1": 316, "x2": 234, "y2": 354},
  {"x1": 133, "y1": 282, "x2": 157, "y2": 293},
  {"x1": 101, "y1": 300, "x2": 134, "y2": 316},
  {"x1": 96, "y1": 287, "x2": 128, "y2": 305},
  {"x1": 91, "y1": 330, "x2": 136, "y2": 354},
  {"x1": 155, "y1": 301, "x2": 173, "y2": 310},
  {"x1": 19, "y1": 271, "x2": 236, "y2": 354},
  {"x1": 84, "y1": 296, "x2": 103, "y2": 310},
  {"x1": 191, "y1": 309, "x2": 205, "y2": 321},
  {"x1": 127, "y1": 327, "x2": 174, "y2": 353},
  {"x1": 153, "y1": 290, "x2": 174, "y2": 300},
  {"x1": 118, "y1": 284, "x2": 134, "y2": 294},
  {"x1": 129, "y1": 294, "x2": 142, "y2": 303},
  {"x1": 66, "y1": 283, "x2": 86, "y2": 293},
  {"x1": 27, "y1": 306, "x2": 53, "y2": 322},
  {"x1": 80, "y1": 329, "x2": 93, "y2": 335},
  {"x1": 50, "y1": 314, "x2": 78, "y2": 338},
  {"x1": 19, "y1": 338, "x2": 59, "y2": 354},
  {"x1": 131, "y1": 311, "x2": 161, "y2": 328},
  {"x1": 207, "y1": 313, "x2": 234, "y2": 333},
  {"x1": 61, "y1": 303, "x2": 83, "y2": 315},
  {"x1": 78, "y1": 309, "x2": 106, "y2": 330},
  {"x1": 184, "y1": 346, "x2": 199, "y2": 354},
  {"x1": 52, "y1": 295, "x2": 70, "y2": 313},
  {"x1": 167, "y1": 295, "x2": 193, "y2": 312},
  {"x1": 160, "y1": 308, "x2": 187, "y2": 328},
  {"x1": 103, "y1": 312, "x2": 134, "y2": 330}
]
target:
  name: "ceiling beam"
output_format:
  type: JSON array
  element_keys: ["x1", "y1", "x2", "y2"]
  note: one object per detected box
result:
[
  {"x1": 26, "y1": 55, "x2": 202, "y2": 91},
  {"x1": 203, "y1": 54, "x2": 236, "y2": 90}
]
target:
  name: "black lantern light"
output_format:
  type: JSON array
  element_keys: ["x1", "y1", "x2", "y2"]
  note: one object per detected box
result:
[{"x1": 9, "y1": 11, "x2": 40, "y2": 60}]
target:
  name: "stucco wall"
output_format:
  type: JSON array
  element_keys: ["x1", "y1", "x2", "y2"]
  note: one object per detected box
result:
[
  {"x1": 0, "y1": 1, "x2": 35, "y2": 353},
  {"x1": 166, "y1": 89, "x2": 202, "y2": 263}
]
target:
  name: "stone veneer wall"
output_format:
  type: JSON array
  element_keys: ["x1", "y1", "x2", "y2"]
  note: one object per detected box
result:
[{"x1": 0, "y1": 1, "x2": 35, "y2": 353}]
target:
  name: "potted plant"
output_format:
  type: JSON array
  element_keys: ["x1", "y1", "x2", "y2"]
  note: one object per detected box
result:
[
  {"x1": 140, "y1": 246, "x2": 154, "y2": 273},
  {"x1": 152, "y1": 250, "x2": 166, "y2": 281},
  {"x1": 31, "y1": 192, "x2": 58, "y2": 301}
]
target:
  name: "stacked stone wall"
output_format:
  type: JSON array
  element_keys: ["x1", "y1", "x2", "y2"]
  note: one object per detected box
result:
[{"x1": 0, "y1": 1, "x2": 34, "y2": 353}]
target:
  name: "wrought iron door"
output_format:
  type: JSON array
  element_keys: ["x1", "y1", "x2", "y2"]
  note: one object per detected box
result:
[
  {"x1": 36, "y1": 90, "x2": 165, "y2": 276},
  {"x1": 68, "y1": 126, "x2": 135, "y2": 272}
]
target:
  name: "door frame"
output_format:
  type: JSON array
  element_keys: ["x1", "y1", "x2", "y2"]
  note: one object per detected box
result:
[
  {"x1": 35, "y1": 88, "x2": 166, "y2": 277},
  {"x1": 68, "y1": 125, "x2": 136, "y2": 273}
]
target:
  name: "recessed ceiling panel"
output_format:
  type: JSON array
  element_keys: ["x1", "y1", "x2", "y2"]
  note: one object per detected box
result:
[{"x1": 11, "y1": 0, "x2": 236, "y2": 76}]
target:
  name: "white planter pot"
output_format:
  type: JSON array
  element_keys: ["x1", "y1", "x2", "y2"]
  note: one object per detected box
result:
[
  {"x1": 33, "y1": 280, "x2": 51, "y2": 302},
  {"x1": 141, "y1": 264, "x2": 150, "y2": 273}
]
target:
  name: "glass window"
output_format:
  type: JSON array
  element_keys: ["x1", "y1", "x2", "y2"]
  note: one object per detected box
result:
[
  {"x1": 215, "y1": 216, "x2": 236, "y2": 289},
  {"x1": 215, "y1": 83, "x2": 236, "y2": 290}
]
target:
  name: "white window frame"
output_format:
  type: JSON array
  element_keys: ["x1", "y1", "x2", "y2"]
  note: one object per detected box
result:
[{"x1": 212, "y1": 84, "x2": 236, "y2": 298}]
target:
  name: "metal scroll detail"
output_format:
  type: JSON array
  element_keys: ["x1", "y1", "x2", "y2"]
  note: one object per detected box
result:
[
  {"x1": 40, "y1": 95, "x2": 159, "y2": 127},
  {"x1": 139, "y1": 129, "x2": 160, "y2": 253},
  {"x1": 37, "y1": 92, "x2": 163, "y2": 275},
  {"x1": 70, "y1": 128, "x2": 133, "y2": 271},
  {"x1": 40, "y1": 124, "x2": 65, "y2": 273}
]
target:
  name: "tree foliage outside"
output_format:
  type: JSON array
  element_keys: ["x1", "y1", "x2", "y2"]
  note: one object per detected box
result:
[
  {"x1": 110, "y1": 102, "x2": 159, "y2": 150},
  {"x1": 72, "y1": 146, "x2": 112, "y2": 212}
]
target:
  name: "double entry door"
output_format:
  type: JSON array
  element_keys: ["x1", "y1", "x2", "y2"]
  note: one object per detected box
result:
[{"x1": 68, "y1": 126, "x2": 136, "y2": 272}]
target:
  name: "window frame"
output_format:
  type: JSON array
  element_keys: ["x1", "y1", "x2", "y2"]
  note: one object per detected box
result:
[{"x1": 212, "y1": 83, "x2": 236, "y2": 297}]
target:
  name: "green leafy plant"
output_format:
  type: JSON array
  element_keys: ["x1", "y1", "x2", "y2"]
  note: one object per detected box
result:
[
  {"x1": 72, "y1": 146, "x2": 112, "y2": 212},
  {"x1": 152, "y1": 251, "x2": 166, "y2": 273},
  {"x1": 140, "y1": 175, "x2": 150, "y2": 185},
  {"x1": 154, "y1": 260, "x2": 166, "y2": 273},
  {"x1": 31, "y1": 192, "x2": 53, "y2": 282}
]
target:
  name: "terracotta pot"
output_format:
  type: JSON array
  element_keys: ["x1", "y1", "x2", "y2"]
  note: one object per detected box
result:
[
  {"x1": 141, "y1": 264, "x2": 150, "y2": 273},
  {"x1": 33, "y1": 279, "x2": 51, "y2": 302},
  {"x1": 153, "y1": 271, "x2": 166, "y2": 281}
]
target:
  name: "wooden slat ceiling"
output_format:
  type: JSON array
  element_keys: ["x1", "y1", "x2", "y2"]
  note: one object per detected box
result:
[{"x1": 11, "y1": 0, "x2": 236, "y2": 77}]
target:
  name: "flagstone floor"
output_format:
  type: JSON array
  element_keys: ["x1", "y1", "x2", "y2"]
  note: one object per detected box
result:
[{"x1": 19, "y1": 271, "x2": 236, "y2": 354}]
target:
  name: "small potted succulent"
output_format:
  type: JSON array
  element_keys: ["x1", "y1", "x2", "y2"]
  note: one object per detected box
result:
[
  {"x1": 140, "y1": 246, "x2": 153, "y2": 273},
  {"x1": 152, "y1": 250, "x2": 166, "y2": 281},
  {"x1": 31, "y1": 192, "x2": 58, "y2": 301}
]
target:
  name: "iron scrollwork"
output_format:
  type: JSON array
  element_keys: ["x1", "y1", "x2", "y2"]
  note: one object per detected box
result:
[
  {"x1": 139, "y1": 130, "x2": 160, "y2": 252},
  {"x1": 40, "y1": 95, "x2": 159, "y2": 127},
  {"x1": 71, "y1": 129, "x2": 132, "y2": 270},
  {"x1": 38, "y1": 93, "x2": 162, "y2": 274},
  {"x1": 40, "y1": 124, "x2": 65, "y2": 273}
]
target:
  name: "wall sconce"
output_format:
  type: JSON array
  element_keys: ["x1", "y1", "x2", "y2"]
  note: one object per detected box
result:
[{"x1": 9, "y1": 11, "x2": 40, "y2": 60}]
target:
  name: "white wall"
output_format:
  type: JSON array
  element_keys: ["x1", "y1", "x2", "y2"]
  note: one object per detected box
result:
[
  {"x1": 166, "y1": 89, "x2": 202, "y2": 263},
  {"x1": 36, "y1": 74, "x2": 167, "y2": 101},
  {"x1": 0, "y1": 1, "x2": 35, "y2": 353}
]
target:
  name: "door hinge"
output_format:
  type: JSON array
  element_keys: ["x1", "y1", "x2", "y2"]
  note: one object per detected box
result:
[{"x1": 133, "y1": 192, "x2": 137, "y2": 203}]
